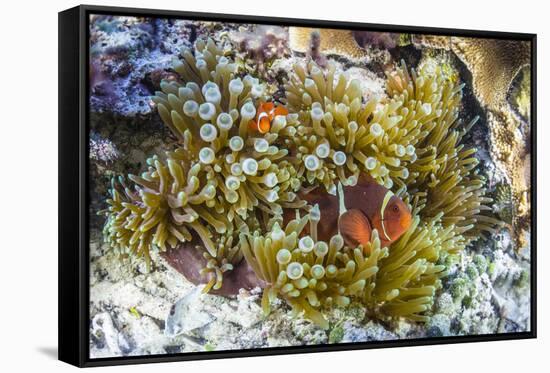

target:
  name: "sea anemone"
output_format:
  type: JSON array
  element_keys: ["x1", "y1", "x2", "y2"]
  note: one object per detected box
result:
[
  {"x1": 101, "y1": 38, "x2": 303, "y2": 277},
  {"x1": 285, "y1": 60, "x2": 421, "y2": 192},
  {"x1": 100, "y1": 38, "x2": 501, "y2": 326},
  {"x1": 240, "y1": 210, "x2": 463, "y2": 328},
  {"x1": 386, "y1": 62, "x2": 501, "y2": 240},
  {"x1": 240, "y1": 213, "x2": 385, "y2": 329}
]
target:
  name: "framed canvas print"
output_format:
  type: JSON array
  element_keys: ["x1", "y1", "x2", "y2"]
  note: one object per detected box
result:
[{"x1": 58, "y1": 5, "x2": 536, "y2": 367}]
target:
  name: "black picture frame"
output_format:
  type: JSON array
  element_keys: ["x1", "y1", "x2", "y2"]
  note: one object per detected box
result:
[{"x1": 58, "y1": 4, "x2": 537, "y2": 368}]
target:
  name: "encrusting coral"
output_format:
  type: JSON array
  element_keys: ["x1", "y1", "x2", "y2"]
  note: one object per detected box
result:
[
  {"x1": 451, "y1": 38, "x2": 530, "y2": 112},
  {"x1": 289, "y1": 28, "x2": 369, "y2": 60},
  {"x1": 288, "y1": 27, "x2": 399, "y2": 62},
  {"x1": 101, "y1": 37, "x2": 501, "y2": 327}
]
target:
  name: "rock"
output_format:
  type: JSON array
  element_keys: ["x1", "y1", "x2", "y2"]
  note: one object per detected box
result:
[
  {"x1": 218, "y1": 292, "x2": 263, "y2": 328},
  {"x1": 427, "y1": 314, "x2": 452, "y2": 337},
  {"x1": 91, "y1": 312, "x2": 132, "y2": 357},
  {"x1": 342, "y1": 321, "x2": 397, "y2": 343},
  {"x1": 89, "y1": 17, "x2": 198, "y2": 116}
]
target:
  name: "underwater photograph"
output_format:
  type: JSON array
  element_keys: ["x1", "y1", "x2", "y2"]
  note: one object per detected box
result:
[{"x1": 88, "y1": 14, "x2": 533, "y2": 358}]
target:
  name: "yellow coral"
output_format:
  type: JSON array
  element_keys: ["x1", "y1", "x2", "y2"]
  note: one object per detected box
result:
[
  {"x1": 411, "y1": 36, "x2": 530, "y2": 110},
  {"x1": 289, "y1": 27, "x2": 368, "y2": 60},
  {"x1": 451, "y1": 37, "x2": 530, "y2": 111}
]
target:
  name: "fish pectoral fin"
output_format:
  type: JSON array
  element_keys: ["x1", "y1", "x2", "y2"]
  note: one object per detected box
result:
[{"x1": 338, "y1": 209, "x2": 372, "y2": 248}]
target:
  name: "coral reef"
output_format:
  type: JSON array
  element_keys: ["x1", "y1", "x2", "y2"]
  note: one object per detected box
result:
[
  {"x1": 450, "y1": 38, "x2": 530, "y2": 111},
  {"x1": 101, "y1": 37, "x2": 501, "y2": 327},
  {"x1": 240, "y1": 209, "x2": 465, "y2": 328},
  {"x1": 387, "y1": 63, "x2": 500, "y2": 239},
  {"x1": 509, "y1": 67, "x2": 531, "y2": 122},
  {"x1": 101, "y1": 38, "x2": 303, "y2": 287},
  {"x1": 285, "y1": 57, "x2": 496, "y2": 242},
  {"x1": 90, "y1": 18, "x2": 531, "y2": 354},
  {"x1": 89, "y1": 228, "x2": 529, "y2": 356},
  {"x1": 284, "y1": 59, "x2": 413, "y2": 192},
  {"x1": 306, "y1": 30, "x2": 328, "y2": 68},
  {"x1": 89, "y1": 16, "x2": 232, "y2": 116},
  {"x1": 432, "y1": 240, "x2": 531, "y2": 335},
  {"x1": 240, "y1": 213, "x2": 385, "y2": 329},
  {"x1": 452, "y1": 38, "x2": 531, "y2": 245},
  {"x1": 353, "y1": 31, "x2": 399, "y2": 50}
]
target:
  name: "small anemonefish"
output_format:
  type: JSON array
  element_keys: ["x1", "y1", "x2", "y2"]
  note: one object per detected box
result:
[
  {"x1": 292, "y1": 174, "x2": 412, "y2": 251},
  {"x1": 248, "y1": 102, "x2": 288, "y2": 134}
]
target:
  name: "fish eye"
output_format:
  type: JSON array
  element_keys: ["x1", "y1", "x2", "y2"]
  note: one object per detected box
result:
[{"x1": 391, "y1": 204, "x2": 400, "y2": 213}]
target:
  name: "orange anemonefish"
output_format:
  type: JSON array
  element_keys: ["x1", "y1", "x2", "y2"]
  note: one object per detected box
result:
[
  {"x1": 290, "y1": 174, "x2": 412, "y2": 251},
  {"x1": 248, "y1": 102, "x2": 288, "y2": 134}
]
